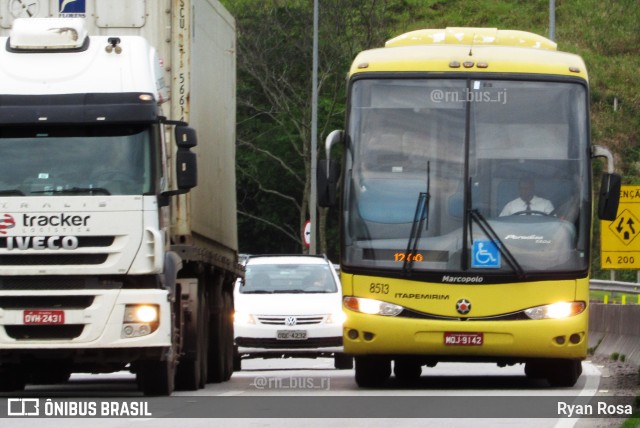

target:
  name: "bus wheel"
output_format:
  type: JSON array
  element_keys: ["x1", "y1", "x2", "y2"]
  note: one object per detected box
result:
[
  {"x1": 355, "y1": 356, "x2": 391, "y2": 387},
  {"x1": 546, "y1": 359, "x2": 581, "y2": 387},
  {"x1": 394, "y1": 360, "x2": 422, "y2": 382}
]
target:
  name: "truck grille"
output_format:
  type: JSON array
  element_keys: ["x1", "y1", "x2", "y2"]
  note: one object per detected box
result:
[
  {"x1": 0, "y1": 236, "x2": 114, "y2": 248},
  {"x1": 0, "y1": 254, "x2": 108, "y2": 265},
  {"x1": 256, "y1": 315, "x2": 325, "y2": 325},
  {"x1": 0, "y1": 295, "x2": 94, "y2": 309},
  {"x1": 4, "y1": 325, "x2": 85, "y2": 340}
]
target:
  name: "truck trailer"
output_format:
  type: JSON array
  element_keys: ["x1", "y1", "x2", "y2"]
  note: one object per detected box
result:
[{"x1": 0, "y1": 0, "x2": 241, "y2": 395}]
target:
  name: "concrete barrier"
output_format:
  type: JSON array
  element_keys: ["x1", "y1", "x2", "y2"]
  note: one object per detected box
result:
[{"x1": 589, "y1": 303, "x2": 640, "y2": 365}]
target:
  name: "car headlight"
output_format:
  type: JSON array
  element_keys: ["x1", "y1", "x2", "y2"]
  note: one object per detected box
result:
[
  {"x1": 234, "y1": 311, "x2": 256, "y2": 325},
  {"x1": 327, "y1": 310, "x2": 347, "y2": 324},
  {"x1": 524, "y1": 301, "x2": 586, "y2": 320},
  {"x1": 343, "y1": 296, "x2": 403, "y2": 316}
]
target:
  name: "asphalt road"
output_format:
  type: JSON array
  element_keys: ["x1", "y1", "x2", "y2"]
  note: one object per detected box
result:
[{"x1": 0, "y1": 357, "x2": 620, "y2": 427}]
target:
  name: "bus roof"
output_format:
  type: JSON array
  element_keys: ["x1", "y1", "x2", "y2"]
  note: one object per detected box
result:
[{"x1": 350, "y1": 27, "x2": 587, "y2": 80}]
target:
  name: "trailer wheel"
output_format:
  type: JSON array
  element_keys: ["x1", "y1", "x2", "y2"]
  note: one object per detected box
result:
[
  {"x1": 334, "y1": 354, "x2": 353, "y2": 370},
  {"x1": 354, "y1": 356, "x2": 391, "y2": 387}
]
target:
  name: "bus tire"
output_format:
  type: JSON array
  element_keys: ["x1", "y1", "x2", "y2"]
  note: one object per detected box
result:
[
  {"x1": 394, "y1": 360, "x2": 422, "y2": 382},
  {"x1": 355, "y1": 356, "x2": 391, "y2": 387},
  {"x1": 546, "y1": 359, "x2": 581, "y2": 387}
]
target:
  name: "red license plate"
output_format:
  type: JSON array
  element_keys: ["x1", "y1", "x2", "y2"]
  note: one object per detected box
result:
[
  {"x1": 444, "y1": 332, "x2": 483, "y2": 346},
  {"x1": 23, "y1": 310, "x2": 65, "y2": 325}
]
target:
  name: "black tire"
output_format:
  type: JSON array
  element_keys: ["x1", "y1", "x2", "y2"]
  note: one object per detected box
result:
[
  {"x1": 207, "y1": 284, "x2": 227, "y2": 383},
  {"x1": 524, "y1": 361, "x2": 546, "y2": 379},
  {"x1": 394, "y1": 360, "x2": 422, "y2": 382},
  {"x1": 138, "y1": 358, "x2": 176, "y2": 396},
  {"x1": 354, "y1": 356, "x2": 391, "y2": 387},
  {"x1": 0, "y1": 365, "x2": 26, "y2": 392},
  {"x1": 334, "y1": 354, "x2": 354, "y2": 370},
  {"x1": 547, "y1": 359, "x2": 581, "y2": 387},
  {"x1": 222, "y1": 291, "x2": 235, "y2": 381},
  {"x1": 176, "y1": 280, "x2": 209, "y2": 391},
  {"x1": 233, "y1": 347, "x2": 242, "y2": 371}
]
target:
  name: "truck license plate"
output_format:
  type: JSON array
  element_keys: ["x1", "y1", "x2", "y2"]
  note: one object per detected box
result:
[
  {"x1": 444, "y1": 332, "x2": 483, "y2": 346},
  {"x1": 277, "y1": 330, "x2": 307, "y2": 340},
  {"x1": 23, "y1": 310, "x2": 65, "y2": 325}
]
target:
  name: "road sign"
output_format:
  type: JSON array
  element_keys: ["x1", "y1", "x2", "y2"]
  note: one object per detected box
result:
[
  {"x1": 601, "y1": 185, "x2": 640, "y2": 269},
  {"x1": 303, "y1": 220, "x2": 311, "y2": 248}
]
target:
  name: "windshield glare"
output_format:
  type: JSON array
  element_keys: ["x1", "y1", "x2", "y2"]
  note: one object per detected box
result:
[
  {"x1": 344, "y1": 78, "x2": 589, "y2": 277},
  {"x1": 0, "y1": 125, "x2": 153, "y2": 196},
  {"x1": 241, "y1": 264, "x2": 338, "y2": 294}
]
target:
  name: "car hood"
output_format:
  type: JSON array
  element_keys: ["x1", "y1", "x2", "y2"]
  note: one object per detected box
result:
[{"x1": 234, "y1": 292, "x2": 342, "y2": 315}]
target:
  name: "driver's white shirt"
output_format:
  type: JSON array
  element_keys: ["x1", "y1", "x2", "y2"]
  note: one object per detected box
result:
[{"x1": 500, "y1": 196, "x2": 554, "y2": 216}]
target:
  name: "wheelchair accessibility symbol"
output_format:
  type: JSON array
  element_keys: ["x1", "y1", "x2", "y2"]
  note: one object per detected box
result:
[{"x1": 472, "y1": 240, "x2": 500, "y2": 268}]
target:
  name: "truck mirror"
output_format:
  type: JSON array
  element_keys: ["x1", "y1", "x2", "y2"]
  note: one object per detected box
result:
[
  {"x1": 598, "y1": 173, "x2": 621, "y2": 221},
  {"x1": 175, "y1": 125, "x2": 197, "y2": 148},
  {"x1": 318, "y1": 159, "x2": 340, "y2": 208},
  {"x1": 176, "y1": 148, "x2": 197, "y2": 190}
]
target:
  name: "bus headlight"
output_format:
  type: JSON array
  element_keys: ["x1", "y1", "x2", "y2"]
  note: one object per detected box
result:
[
  {"x1": 524, "y1": 301, "x2": 586, "y2": 320},
  {"x1": 343, "y1": 296, "x2": 403, "y2": 316}
]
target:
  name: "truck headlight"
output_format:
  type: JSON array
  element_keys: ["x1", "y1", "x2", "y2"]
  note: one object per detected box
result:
[
  {"x1": 524, "y1": 301, "x2": 586, "y2": 320},
  {"x1": 121, "y1": 304, "x2": 160, "y2": 338},
  {"x1": 343, "y1": 296, "x2": 403, "y2": 316}
]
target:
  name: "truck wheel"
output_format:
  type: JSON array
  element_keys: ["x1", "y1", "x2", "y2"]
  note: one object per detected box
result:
[
  {"x1": 176, "y1": 281, "x2": 209, "y2": 391},
  {"x1": 138, "y1": 358, "x2": 176, "y2": 396},
  {"x1": 0, "y1": 365, "x2": 26, "y2": 392},
  {"x1": 354, "y1": 356, "x2": 391, "y2": 387},
  {"x1": 546, "y1": 359, "x2": 581, "y2": 387},
  {"x1": 222, "y1": 291, "x2": 235, "y2": 381},
  {"x1": 207, "y1": 286, "x2": 226, "y2": 383}
]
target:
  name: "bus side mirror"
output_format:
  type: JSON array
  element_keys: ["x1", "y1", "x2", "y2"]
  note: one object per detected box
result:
[
  {"x1": 175, "y1": 125, "x2": 198, "y2": 190},
  {"x1": 598, "y1": 173, "x2": 621, "y2": 221},
  {"x1": 318, "y1": 159, "x2": 340, "y2": 208}
]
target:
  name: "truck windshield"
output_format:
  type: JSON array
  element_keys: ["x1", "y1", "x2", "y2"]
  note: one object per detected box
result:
[
  {"x1": 0, "y1": 125, "x2": 153, "y2": 196},
  {"x1": 344, "y1": 78, "x2": 589, "y2": 281}
]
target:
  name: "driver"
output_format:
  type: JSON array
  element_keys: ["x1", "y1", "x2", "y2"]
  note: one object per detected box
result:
[{"x1": 500, "y1": 177, "x2": 554, "y2": 216}]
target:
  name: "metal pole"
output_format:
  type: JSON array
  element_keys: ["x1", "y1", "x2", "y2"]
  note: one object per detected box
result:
[
  {"x1": 549, "y1": 0, "x2": 556, "y2": 41},
  {"x1": 309, "y1": 0, "x2": 319, "y2": 254}
]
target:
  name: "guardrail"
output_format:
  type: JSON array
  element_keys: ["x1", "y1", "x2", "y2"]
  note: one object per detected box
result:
[{"x1": 590, "y1": 279, "x2": 640, "y2": 294}]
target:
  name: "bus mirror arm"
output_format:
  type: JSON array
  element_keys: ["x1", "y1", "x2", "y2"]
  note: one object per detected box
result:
[
  {"x1": 317, "y1": 130, "x2": 343, "y2": 208},
  {"x1": 592, "y1": 145, "x2": 621, "y2": 221}
]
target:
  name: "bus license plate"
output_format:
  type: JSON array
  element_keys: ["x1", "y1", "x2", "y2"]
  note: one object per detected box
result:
[
  {"x1": 277, "y1": 330, "x2": 307, "y2": 340},
  {"x1": 23, "y1": 310, "x2": 65, "y2": 325},
  {"x1": 444, "y1": 332, "x2": 483, "y2": 346}
]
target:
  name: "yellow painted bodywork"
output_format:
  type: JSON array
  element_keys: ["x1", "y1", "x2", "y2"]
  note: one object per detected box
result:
[
  {"x1": 342, "y1": 28, "x2": 590, "y2": 360},
  {"x1": 350, "y1": 27, "x2": 587, "y2": 81},
  {"x1": 341, "y1": 273, "x2": 589, "y2": 359}
]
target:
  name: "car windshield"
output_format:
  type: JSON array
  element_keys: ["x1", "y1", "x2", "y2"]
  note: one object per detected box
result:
[{"x1": 241, "y1": 263, "x2": 338, "y2": 294}]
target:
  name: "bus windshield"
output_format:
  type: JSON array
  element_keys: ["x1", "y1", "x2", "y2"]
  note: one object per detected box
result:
[
  {"x1": 0, "y1": 125, "x2": 155, "y2": 196},
  {"x1": 344, "y1": 78, "x2": 589, "y2": 281}
]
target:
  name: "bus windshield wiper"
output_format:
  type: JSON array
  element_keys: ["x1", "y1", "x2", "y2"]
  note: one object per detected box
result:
[
  {"x1": 0, "y1": 189, "x2": 25, "y2": 196},
  {"x1": 403, "y1": 161, "x2": 430, "y2": 274},
  {"x1": 31, "y1": 187, "x2": 111, "y2": 195}
]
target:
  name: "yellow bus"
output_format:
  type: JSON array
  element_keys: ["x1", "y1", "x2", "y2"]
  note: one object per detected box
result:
[{"x1": 318, "y1": 28, "x2": 620, "y2": 387}]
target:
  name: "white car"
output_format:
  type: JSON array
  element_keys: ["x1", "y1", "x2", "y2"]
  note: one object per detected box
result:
[{"x1": 233, "y1": 254, "x2": 352, "y2": 369}]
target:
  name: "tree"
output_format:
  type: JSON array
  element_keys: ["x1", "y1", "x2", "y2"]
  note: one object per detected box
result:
[{"x1": 222, "y1": 0, "x2": 421, "y2": 257}]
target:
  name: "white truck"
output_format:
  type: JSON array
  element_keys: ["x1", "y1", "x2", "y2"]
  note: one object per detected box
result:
[{"x1": 0, "y1": 0, "x2": 240, "y2": 395}]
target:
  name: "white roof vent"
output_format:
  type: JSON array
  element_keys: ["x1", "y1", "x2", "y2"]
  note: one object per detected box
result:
[{"x1": 9, "y1": 18, "x2": 88, "y2": 50}]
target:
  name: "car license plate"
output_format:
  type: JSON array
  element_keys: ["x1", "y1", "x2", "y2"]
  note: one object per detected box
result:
[
  {"x1": 444, "y1": 332, "x2": 483, "y2": 346},
  {"x1": 23, "y1": 310, "x2": 65, "y2": 325},
  {"x1": 277, "y1": 330, "x2": 307, "y2": 340}
]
